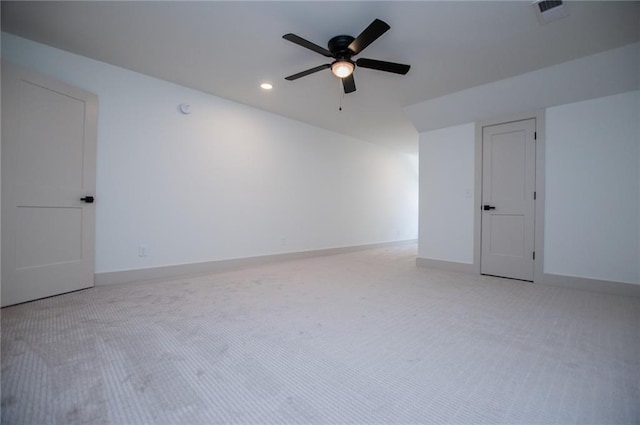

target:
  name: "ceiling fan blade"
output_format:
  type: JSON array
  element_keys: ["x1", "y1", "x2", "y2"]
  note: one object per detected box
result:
[
  {"x1": 356, "y1": 58, "x2": 410, "y2": 75},
  {"x1": 285, "y1": 64, "x2": 331, "y2": 81},
  {"x1": 283, "y1": 33, "x2": 333, "y2": 57},
  {"x1": 348, "y1": 19, "x2": 390, "y2": 55},
  {"x1": 342, "y1": 74, "x2": 356, "y2": 94}
]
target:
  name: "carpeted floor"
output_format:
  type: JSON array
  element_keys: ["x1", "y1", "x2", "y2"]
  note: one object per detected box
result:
[{"x1": 1, "y1": 244, "x2": 639, "y2": 424}]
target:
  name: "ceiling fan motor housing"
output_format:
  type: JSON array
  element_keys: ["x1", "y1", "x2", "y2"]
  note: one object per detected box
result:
[
  {"x1": 328, "y1": 35, "x2": 356, "y2": 59},
  {"x1": 329, "y1": 35, "x2": 356, "y2": 74}
]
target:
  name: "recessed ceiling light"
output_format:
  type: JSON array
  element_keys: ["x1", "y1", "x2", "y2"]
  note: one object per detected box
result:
[{"x1": 260, "y1": 83, "x2": 273, "y2": 90}]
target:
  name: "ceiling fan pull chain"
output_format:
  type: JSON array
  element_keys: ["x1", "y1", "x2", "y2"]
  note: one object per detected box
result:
[{"x1": 338, "y1": 80, "x2": 344, "y2": 111}]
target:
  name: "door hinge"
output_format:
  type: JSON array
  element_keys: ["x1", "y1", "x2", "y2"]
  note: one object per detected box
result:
[
  {"x1": 534, "y1": 131, "x2": 537, "y2": 140},
  {"x1": 534, "y1": 191, "x2": 537, "y2": 200},
  {"x1": 533, "y1": 252, "x2": 536, "y2": 260}
]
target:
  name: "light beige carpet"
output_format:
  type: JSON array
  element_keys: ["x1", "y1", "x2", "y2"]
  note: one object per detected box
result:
[{"x1": 1, "y1": 245, "x2": 639, "y2": 424}]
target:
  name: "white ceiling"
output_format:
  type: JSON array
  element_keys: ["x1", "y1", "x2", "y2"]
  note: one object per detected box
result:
[{"x1": 2, "y1": 1, "x2": 639, "y2": 153}]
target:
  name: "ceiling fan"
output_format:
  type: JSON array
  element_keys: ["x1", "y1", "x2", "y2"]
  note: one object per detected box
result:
[{"x1": 283, "y1": 19, "x2": 410, "y2": 94}]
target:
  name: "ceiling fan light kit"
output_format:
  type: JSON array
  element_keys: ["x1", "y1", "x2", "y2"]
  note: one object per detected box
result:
[
  {"x1": 283, "y1": 18, "x2": 410, "y2": 94},
  {"x1": 331, "y1": 61, "x2": 354, "y2": 78}
]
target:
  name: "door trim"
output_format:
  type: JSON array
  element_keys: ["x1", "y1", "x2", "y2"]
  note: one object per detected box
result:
[{"x1": 473, "y1": 110, "x2": 546, "y2": 283}]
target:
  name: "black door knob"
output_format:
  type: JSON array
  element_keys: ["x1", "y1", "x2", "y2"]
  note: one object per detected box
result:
[
  {"x1": 483, "y1": 205, "x2": 496, "y2": 211},
  {"x1": 81, "y1": 196, "x2": 95, "y2": 203}
]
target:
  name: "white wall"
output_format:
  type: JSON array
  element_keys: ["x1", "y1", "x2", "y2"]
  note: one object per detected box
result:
[
  {"x1": 416, "y1": 90, "x2": 640, "y2": 285},
  {"x1": 418, "y1": 124, "x2": 475, "y2": 264},
  {"x1": 414, "y1": 39, "x2": 640, "y2": 285},
  {"x1": 545, "y1": 91, "x2": 640, "y2": 283},
  {"x1": 2, "y1": 33, "x2": 418, "y2": 273}
]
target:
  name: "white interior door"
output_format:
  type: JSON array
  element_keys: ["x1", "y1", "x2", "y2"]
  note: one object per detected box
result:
[
  {"x1": 1, "y1": 62, "x2": 98, "y2": 307},
  {"x1": 481, "y1": 118, "x2": 536, "y2": 281}
]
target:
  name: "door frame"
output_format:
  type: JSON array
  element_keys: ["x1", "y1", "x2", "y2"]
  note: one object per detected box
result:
[{"x1": 473, "y1": 110, "x2": 546, "y2": 283}]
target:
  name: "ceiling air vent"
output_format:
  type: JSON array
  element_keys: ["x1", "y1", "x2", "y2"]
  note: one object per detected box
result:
[{"x1": 533, "y1": 0, "x2": 568, "y2": 25}]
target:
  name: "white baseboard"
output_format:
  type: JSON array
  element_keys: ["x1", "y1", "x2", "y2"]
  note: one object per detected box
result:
[
  {"x1": 416, "y1": 256, "x2": 640, "y2": 297},
  {"x1": 95, "y1": 239, "x2": 417, "y2": 286},
  {"x1": 537, "y1": 272, "x2": 640, "y2": 297},
  {"x1": 416, "y1": 257, "x2": 477, "y2": 274}
]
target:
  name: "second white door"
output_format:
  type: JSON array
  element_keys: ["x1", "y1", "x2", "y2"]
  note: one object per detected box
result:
[{"x1": 481, "y1": 118, "x2": 536, "y2": 281}]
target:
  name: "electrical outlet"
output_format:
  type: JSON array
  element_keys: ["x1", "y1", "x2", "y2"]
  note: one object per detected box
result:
[
  {"x1": 138, "y1": 245, "x2": 148, "y2": 257},
  {"x1": 280, "y1": 237, "x2": 287, "y2": 247}
]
